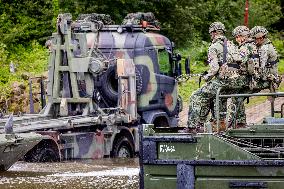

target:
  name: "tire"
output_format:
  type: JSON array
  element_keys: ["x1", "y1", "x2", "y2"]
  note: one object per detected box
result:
[
  {"x1": 24, "y1": 144, "x2": 60, "y2": 162},
  {"x1": 100, "y1": 65, "x2": 118, "y2": 103},
  {"x1": 99, "y1": 65, "x2": 143, "y2": 105},
  {"x1": 112, "y1": 137, "x2": 134, "y2": 158},
  {"x1": 177, "y1": 95, "x2": 183, "y2": 113}
]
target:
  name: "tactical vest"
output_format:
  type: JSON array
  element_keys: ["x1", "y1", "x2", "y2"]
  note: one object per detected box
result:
[
  {"x1": 258, "y1": 40, "x2": 279, "y2": 81},
  {"x1": 241, "y1": 42, "x2": 260, "y2": 76},
  {"x1": 218, "y1": 39, "x2": 242, "y2": 79}
]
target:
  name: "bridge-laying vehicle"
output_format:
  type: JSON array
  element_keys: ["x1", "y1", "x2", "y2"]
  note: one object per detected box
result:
[
  {"x1": 0, "y1": 12, "x2": 186, "y2": 161},
  {"x1": 140, "y1": 92, "x2": 284, "y2": 189}
]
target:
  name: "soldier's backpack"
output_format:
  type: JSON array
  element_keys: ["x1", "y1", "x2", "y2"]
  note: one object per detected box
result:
[
  {"x1": 218, "y1": 39, "x2": 242, "y2": 79},
  {"x1": 246, "y1": 44, "x2": 260, "y2": 77}
]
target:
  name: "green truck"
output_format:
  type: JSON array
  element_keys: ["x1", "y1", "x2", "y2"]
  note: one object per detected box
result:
[{"x1": 140, "y1": 92, "x2": 284, "y2": 189}]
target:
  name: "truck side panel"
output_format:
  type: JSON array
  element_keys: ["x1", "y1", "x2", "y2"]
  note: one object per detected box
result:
[{"x1": 140, "y1": 125, "x2": 284, "y2": 189}]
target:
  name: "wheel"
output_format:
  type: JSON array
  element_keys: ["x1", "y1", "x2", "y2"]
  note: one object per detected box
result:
[
  {"x1": 112, "y1": 137, "x2": 134, "y2": 158},
  {"x1": 24, "y1": 143, "x2": 60, "y2": 162}
]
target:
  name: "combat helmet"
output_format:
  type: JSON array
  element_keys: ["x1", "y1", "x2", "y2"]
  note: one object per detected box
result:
[
  {"x1": 209, "y1": 22, "x2": 226, "y2": 33},
  {"x1": 250, "y1": 26, "x2": 268, "y2": 38},
  {"x1": 232, "y1": 26, "x2": 250, "y2": 37}
]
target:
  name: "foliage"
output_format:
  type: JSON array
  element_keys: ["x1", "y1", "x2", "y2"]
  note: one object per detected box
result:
[
  {"x1": 0, "y1": 0, "x2": 283, "y2": 111},
  {"x1": 270, "y1": 32, "x2": 284, "y2": 65},
  {"x1": 8, "y1": 41, "x2": 48, "y2": 75},
  {"x1": 0, "y1": 41, "x2": 48, "y2": 98},
  {"x1": 0, "y1": 42, "x2": 8, "y2": 67},
  {"x1": 0, "y1": 0, "x2": 282, "y2": 48},
  {"x1": 176, "y1": 40, "x2": 210, "y2": 74},
  {"x1": 0, "y1": 0, "x2": 54, "y2": 47},
  {"x1": 178, "y1": 76, "x2": 203, "y2": 104}
]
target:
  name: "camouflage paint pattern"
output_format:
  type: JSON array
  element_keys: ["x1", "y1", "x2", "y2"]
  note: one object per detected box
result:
[
  {"x1": 0, "y1": 13, "x2": 181, "y2": 162},
  {"x1": 117, "y1": 58, "x2": 137, "y2": 122},
  {"x1": 45, "y1": 13, "x2": 180, "y2": 124},
  {"x1": 0, "y1": 132, "x2": 42, "y2": 171},
  {"x1": 61, "y1": 132, "x2": 105, "y2": 159},
  {"x1": 90, "y1": 28, "x2": 180, "y2": 117}
]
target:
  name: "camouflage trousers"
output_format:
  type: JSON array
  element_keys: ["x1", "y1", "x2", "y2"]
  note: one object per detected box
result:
[
  {"x1": 229, "y1": 79, "x2": 271, "y2": 125},
  {"x1": 230, "y1": 97, "x2": 247, "y2": 125},
  {"x1": 187, "y1": 75, "x2": 249, "y2": 128}
]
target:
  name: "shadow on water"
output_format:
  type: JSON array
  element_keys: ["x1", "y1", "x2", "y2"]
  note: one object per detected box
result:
[{"x1": 0, "y1": 158, "x2": 139, "y2": 189}]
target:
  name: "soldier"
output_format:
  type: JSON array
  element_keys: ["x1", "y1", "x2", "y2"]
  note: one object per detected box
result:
[
  {"x1": 229, "y1": 26, "x2": 259, "y2": 128},
  {"x1": 185, "y1": 22, "x2": 248, "y2": 133},
  {"x1": 250, "y1": 26, "x2": 281, "y2": 92}
]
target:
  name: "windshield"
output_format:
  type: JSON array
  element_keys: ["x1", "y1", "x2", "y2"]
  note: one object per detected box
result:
[{"x1": 158, "y1": 49, "x2": 172, "y2": 76}]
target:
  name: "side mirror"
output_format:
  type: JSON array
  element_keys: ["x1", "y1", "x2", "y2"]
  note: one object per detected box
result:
[
  {"x1": 185, "y1": 57, "x2": 190, "y2": 75},
  {"x1": 176, "y1": 53, "x2": 181, "y2": 61}
]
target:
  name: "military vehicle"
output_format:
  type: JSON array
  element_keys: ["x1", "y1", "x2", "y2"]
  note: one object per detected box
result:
[
  {"x1": 0, "y1": 12, "x2": 185, "y2": 161},
  {"x1": 0, "y1": 115, "x2": 42, "y2": 171},
  {"x1": 140, "y1": 92, "x2": 284, "y2": 189}
]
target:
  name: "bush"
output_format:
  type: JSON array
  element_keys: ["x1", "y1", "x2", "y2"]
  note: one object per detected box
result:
[{"x1": 0, "y1": 41, "x2": 48, "y2": 112}]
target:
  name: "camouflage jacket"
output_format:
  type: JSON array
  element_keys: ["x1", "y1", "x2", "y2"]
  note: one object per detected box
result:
[
  {"x1": 257, "y1": 39, "x2": 279, "y2": 81},
  {"x1": 206, "y1": 35, "x2": 241, "y2": 80},
  {"x1": 238, "y1": 40, "x2": 259, "y2": 76}
]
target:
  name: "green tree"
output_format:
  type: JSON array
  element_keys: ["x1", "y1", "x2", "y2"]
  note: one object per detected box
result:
[{"x1": 0, "y1": 0, "x2": 54, "y2": 47}]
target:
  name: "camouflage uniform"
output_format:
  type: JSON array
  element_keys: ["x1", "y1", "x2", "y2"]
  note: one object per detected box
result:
[
  {"x1": 229, "y1": 26, "x2": 281, "y2": 126},
  {"x1": 250, "y1": 26, "x2": 281, "y2": 92},
  {"x1": 229, "y1": 26, "x2": 259, "y2": 126},
  {"x1": 187, "y1": 22, "x2": 248, "y2": 129}
]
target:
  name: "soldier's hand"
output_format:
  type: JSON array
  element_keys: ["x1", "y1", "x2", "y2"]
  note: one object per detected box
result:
[{"x1": 202, "y1": 74, "x2": 211, "y2": 82}]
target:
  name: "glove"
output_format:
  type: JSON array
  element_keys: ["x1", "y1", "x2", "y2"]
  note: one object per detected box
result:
[{"x1": 202, "y1": 74, "x2": 212, "y2": 82}]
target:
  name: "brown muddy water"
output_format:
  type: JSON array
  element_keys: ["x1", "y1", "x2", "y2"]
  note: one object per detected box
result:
[{"x1": 0, "y1": 158, "x2": 139, "y2": 189}]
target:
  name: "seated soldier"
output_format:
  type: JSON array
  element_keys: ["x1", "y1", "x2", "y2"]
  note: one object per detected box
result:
[
  {"x1": 229, "y1": 26, "x2": 258, "y2": 128},
  {"x1": 184, "y1": 22, "x2": 249, "y2": 133},
  {"x1": 250, "y1": 26, "x2": 281, "y2": 92}
]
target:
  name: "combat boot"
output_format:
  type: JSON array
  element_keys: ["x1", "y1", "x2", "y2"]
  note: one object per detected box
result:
[
  {"x1": 211, "y1": 120, "x2": 227, "y2": 132},
  {"x1": 178, "y1": 127, "x2": 197, "y2": 134},
  {"x1": 180, "y1": 121, "x2": 204, "y2": 134},
  {"x1": 236, "y1": 122, "x2": 247, "y2": 128}
]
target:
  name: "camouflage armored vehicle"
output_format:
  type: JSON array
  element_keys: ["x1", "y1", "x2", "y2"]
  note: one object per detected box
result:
[
  {"x1": 0, "y1": 12, "x2": 185, "y2": 161},
  {"x1": 0, "y1": 115, "x2": 42, "y2": 171},
  {"x1": 140, "y1": 92, "x2": 284, "y2": 189}
]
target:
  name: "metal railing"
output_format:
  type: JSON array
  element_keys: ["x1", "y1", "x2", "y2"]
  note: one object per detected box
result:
[{"x1": 215, "y1": 89, "x2": 284, "y2": 132}]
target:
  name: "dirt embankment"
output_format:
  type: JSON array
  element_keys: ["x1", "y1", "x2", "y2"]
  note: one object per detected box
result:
[{"x1": 0, "y1": 79, "x2": 43, "y2": 114}]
